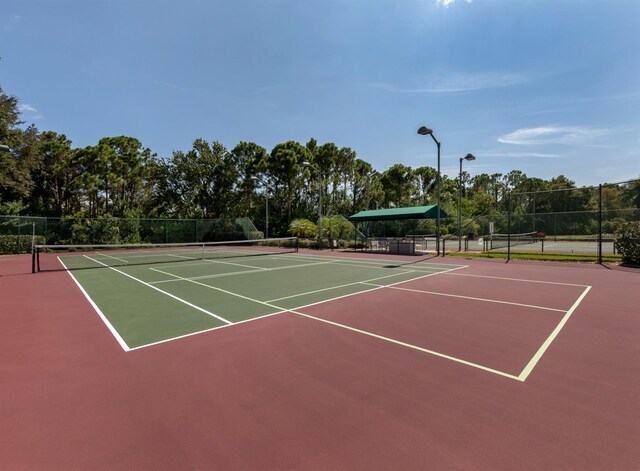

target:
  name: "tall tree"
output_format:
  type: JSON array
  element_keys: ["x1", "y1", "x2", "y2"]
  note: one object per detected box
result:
[
  {"x1": 269, "y1": 141, "x2": 312, "y2": 231},
  {"x1": 97, "y1": 136, "x2": 153, "y2": 217},
  {"x1": 0, "y1": 87, "x2": 32, "y2": 210},
  {"x1": 380, "y1": 164, "x2": 415, "y2": 208},
  {"x1": 232, "y1": 141, "x2": 269, "y2": 218},
  {"x1": 30, "y1": 131, "x2": 79, "y2": 216},
  {"x1": 413, "y1": 166, "x2": 437, "y2": 206},
  {"x1": 170, "y1": 138, "x2": 229, "y2": 218}
]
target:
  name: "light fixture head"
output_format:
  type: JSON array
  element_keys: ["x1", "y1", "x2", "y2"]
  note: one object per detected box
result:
[
  {"x1": 0, "y1": 144, "x2": 11, "y2": 153},
  {"x1": 463, "y1": 153, "x2": 476, "y2": 161},
  {"x1": 417, "y1": 126, "x2": 433, "y2": 136}
]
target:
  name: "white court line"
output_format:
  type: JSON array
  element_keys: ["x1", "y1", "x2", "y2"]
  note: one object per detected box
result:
[
  {"x1": 165, "y1": 252, "x2": 272, "y2": 271},
  {"x1": 160, "y1": 254, "x2": 266, "y2": 270},
  {"x1": 360, "y1": 283, "x2": 567, "y2": 313},
  {"x1": 444, "y1": 272, "x2": 590, "y2": 288},
  {"x1": 127, "y1": 310, "x2": 288, "y2": 351},
  {"x1": 95, "y1": 252, "x2": 130, "y2": 264},
  {"x1": 266, "y1": 270, "x2": 419, "y2": 303},
  {"x1": 270, "y1": 265, "x2": 470, "y2": 315},
  {"x1": 149, "y1": 266, "x2": 267, "y2": 284},
  {"x1": 139, "y1": 251, "x2": 308, "y2": 271},
  {"x1": 143, "y1": 251, "x2": 463, "y2": 274},
  {"x1": 58, "y1": 257, "x2": 131, "y2": 351},
  {"x1": 288, "y1": 310, "x2": 521, "y2": 382},
  {"x1": 277, "y1": 252, "x2": 465, "y2": 269},
  {"x1": 148, "y1": 259, "x2": 339, "y2": 284},
  {"x1": 202, "y1": 258, "x2": 271, "y2": 270},
  {"x1": 518, "y1": 285, "x2": 591, "y2": 381},
  {"x1": 82, "y1": 255, "x2": 232, "y2": 325}
]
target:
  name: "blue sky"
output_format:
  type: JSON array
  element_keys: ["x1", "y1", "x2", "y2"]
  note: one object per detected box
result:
[{"x1": 1, "y1": 0, "x2": 639, "y2": 186}]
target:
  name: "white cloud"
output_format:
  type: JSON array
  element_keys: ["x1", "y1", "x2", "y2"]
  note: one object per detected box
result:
[
  {"x1": 372, "y1": 71, "x2": 527, "y2": 94},
  {"x1": 497, "y1": 126, "x2": 610, "y2": 145},
  {"x1": 436, "y1": 0, "x2": 473, "y2": 7},
  {"x1": 18, "y1": 103, "x2": 44, "y2": 121},
  {"x1": 19, "y1": 103, "x2": 38, "y2": 113},
  {"x1": 483, "y1": 152, "x2": 561, "y2": 158}
]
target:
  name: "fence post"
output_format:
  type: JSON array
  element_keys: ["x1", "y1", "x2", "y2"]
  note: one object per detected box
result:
[
  {"x1": 507, "y1": 193, "x2": 512, "y2": 262},
  {"x1": 598, "y1": 184, "x2": 603, "y2": 264},
  {"x1": 16, "y1": 216, "x2": 21, "y2": 254}
]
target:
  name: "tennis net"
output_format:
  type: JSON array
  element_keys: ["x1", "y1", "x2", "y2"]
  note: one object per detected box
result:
[
  {"x1": 487, "y1": 232, "x2": 539, "y2": 250},
  {"x1": 33, "y1": 237, "x2": 298, "y2": 272}
]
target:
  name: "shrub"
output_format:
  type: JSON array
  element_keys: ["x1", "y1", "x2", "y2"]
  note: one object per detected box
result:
[
  {"x1": 289, "y1": 219, "x2": 317, "y2": 238},
  {"x1": 322, "y1": 216, "x2": 354, "y2": 241},
  {"x1": 0, "y1": 235, "x2": 46, "y2": 254},
  {"x1": 614, "y1": 221, "x2": 640, "y2": 265}
]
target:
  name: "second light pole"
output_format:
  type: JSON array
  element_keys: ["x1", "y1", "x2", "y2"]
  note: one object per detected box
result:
[
  {"x1": 302, "y1": 161, "x2": 323, "y2": 249},
  {"x1": 458, "y1": 153, "x2": 476, "y2": 251},
  {"x1": 417, "y1": 126, "x2": 441, "y2": 255}
]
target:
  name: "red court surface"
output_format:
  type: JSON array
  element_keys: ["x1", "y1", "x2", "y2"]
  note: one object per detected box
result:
[{"x1": 1, "y1": 251, "x2": 639, "y2": 470}]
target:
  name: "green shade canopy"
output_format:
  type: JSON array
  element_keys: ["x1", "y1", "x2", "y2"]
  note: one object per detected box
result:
[{"x1": 348, "y1": 205, "x2": 448, "y2": 222}]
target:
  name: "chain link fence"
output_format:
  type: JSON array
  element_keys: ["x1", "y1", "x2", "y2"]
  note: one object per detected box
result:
[
  {"x1": 0, "y1": 216, "x2": 262, "y2": 254},
  {"x1": 477, "y1": 179, "x2": 640, "y2": 262}
]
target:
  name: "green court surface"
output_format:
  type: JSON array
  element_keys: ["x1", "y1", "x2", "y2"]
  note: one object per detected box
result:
[{"x1": 61, "y1": 252, "x2": 464, "y2": 350}]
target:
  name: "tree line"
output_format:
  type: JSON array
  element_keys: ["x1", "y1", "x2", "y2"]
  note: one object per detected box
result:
[{"x1": 1, "y1": 85, "x2": 638, "y2": 239}]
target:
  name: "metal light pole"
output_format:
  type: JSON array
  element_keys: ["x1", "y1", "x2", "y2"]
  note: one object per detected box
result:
[
  {"x1": 458, "y1": 153, "x2": 476, "y2": 251},
  {"x1": 417, "y1": 126, "x2": 441, "y2": 255},
  {"x1": 302, "y1": 161, "x2": 322, "y2": 249},
  {"x1": 365, "y1": 171, "x2": 377, "y2": 210},
  {"x1": 251, "y1": 176, "x2": 271, "y2": 239}
]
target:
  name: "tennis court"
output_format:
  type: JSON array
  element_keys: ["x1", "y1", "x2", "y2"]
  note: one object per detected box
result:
[
  {"x1": 33, "y1": 238, "x2": 590, "y2": 380},
  {"x1": 2, "y1": 245, "x2": 638, "y2": 469},
  {"x1": 483, "y1": 232, "x2": 617, "y2": 255},
  {"x1": 42, "y1": 240, "x2": 469, "y2": 351}
]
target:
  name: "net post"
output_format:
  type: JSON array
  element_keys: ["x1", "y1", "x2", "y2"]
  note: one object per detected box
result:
[
  {"x1": 507, "y1": 193, "x2": 512, "y2": 262},
  {"x1": 295, "y1": 237, "x2": 299, "y2": 253},
  {"x1": 32, "y1": 245, "x2": 40, "y2": 273},
  {"x1": 31, "y1": 222, "x2": 36, "y2": 272}
]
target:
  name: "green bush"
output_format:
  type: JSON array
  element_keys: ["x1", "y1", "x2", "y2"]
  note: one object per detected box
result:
[
  {"x1": 614, "y1": 221, "x2": 640, "y2": 265},
  {"x1": 0, "y1": 235, "x2": 46, "y2": 254},
  {"x1": 322, "y1": 216, "x2": 353, "y2": 239},
  {"x1": 289, "y1": 219, "x2": 318, "y2": 238}
]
